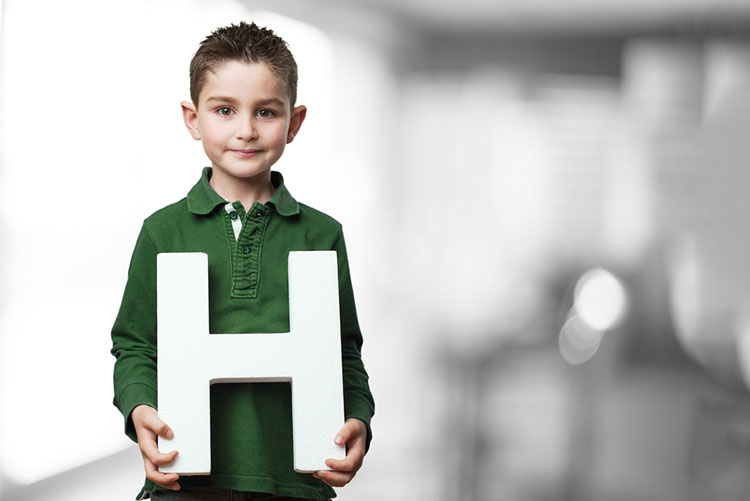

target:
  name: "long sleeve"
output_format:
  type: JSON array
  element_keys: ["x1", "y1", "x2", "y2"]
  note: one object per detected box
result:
[
  {"x1": 332, "y1": 229, "x2": 375, "y2": 451},
  {"x1": 111, "y1": 223, "x2": 159, "y2": 442}
]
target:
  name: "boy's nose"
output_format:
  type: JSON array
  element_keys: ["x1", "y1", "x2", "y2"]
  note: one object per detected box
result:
[{"x1": 236, "y1": 116, "x2": 258, "y2": 141}]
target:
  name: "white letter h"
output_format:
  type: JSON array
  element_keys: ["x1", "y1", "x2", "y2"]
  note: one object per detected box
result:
[{"x1": 156, "y1": 251, "x2": 345, "y2": 475}]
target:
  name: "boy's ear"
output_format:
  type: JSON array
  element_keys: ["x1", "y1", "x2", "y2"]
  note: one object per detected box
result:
[
  {"x1": 181, "y1": 101, "x2": 202, "y2": 141},
  {"x1": 286, "y1": 105, "x2": 307, "y2": 144}
]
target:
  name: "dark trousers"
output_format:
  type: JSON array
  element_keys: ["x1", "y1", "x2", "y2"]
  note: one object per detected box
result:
[{"x1": 150, "y1": 488, "x2": 330, "y2": 501}]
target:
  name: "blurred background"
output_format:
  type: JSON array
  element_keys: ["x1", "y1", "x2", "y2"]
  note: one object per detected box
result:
[{"x1": 2, "y1": 0, "x2": 750, "y2": 499}]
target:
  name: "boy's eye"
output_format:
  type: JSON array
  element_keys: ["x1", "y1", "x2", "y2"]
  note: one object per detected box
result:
[
  {"x1": 217, "y1": 107, "x2": 233, "y2": 117},
  {"x1": 257, "y1": 108, "x2": 275, "y2": 118}
]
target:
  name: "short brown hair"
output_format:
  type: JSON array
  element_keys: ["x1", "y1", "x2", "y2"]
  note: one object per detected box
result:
[{"x1": 189, "y1": 22, "x2": 298, "y2": 109}]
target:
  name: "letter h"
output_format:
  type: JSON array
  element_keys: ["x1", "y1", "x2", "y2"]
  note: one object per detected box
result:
[{"x1": 156, "y1": 251, "x2": 345, "y2": 475}]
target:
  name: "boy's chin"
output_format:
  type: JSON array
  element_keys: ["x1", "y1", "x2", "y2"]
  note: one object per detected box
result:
[{"x1": 212, "y1": 165, "x2": 273, "y2": 181}]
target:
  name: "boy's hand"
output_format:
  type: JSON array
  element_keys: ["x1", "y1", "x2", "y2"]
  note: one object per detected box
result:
[
  {"x1": 313, "y1": 418, "x2": 367, "y2": 488},
  {"x1": 131, "y1": 404, "x2": 181, "y2": 491}
]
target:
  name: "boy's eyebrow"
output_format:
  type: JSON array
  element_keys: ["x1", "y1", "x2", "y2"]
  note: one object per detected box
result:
[
  {"x1": 255, "y1": 97, "x2": 286, "y2": 106},
  {"x1": 205, "y1": 96, "x2": 239, "y2": 105},
  {"x1": 204, "y1": 96, "x2": 286, "y2": 107}
]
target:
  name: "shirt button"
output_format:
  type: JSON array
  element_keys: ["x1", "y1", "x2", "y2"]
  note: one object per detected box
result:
[
  {"x1": 256, "y1": 212, "x2": 263, "y2": 217},
  {"x1": 240, "y1": 245, "x2": 251, "y2": 254},
  {"x1": 229, "y1": 211, "x2": 238, "y2": 220}
]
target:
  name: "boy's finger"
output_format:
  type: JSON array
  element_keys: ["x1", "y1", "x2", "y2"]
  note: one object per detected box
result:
[
  {"x1": 157, "y1": 481, "x2": 181, "y2": 491},
  {"x1": 324, "y1": 444, "x2": 364, "y2": 472},
  {"x1": 333, "y1": 420, "x2": 361, "y2": 446},
  {"x1": 313, "y1": 469, "x2": 354, "y2": 488},
  {"x1": 140, "y1": 436, "x2": 179, "y2": 465},
  {"x1": 333, "y1": 427, "x2": 350, "y2": 446},
  {"x1": 145, "y1": 414, "x2": 174, "y2": 439},
  {"x1": 144, "y1": 457, "x2": 181, "y2": 490},
  {"x1": 324, "y1": 457, "x2": 354, "y2": 472},
  {"x1": 152, "y1": 449, "x2": 180, "y2": 466}
]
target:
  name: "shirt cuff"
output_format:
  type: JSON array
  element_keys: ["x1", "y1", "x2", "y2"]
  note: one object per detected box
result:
[
  {"x1": 116, "y1": 382, "x2": 157, "y2": 442},
  {"x1": 344, "y1": 400, "x2": 374, "y2": 453}
]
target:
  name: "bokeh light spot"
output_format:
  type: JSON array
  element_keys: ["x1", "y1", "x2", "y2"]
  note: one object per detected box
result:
[{"x1": 574, "y1": 267, "x2": 628, "y2": 331}]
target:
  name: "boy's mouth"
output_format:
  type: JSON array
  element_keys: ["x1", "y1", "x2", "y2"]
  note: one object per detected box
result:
[{"x1": 230, "y1": 148, "x2": 262, "y2": 158}]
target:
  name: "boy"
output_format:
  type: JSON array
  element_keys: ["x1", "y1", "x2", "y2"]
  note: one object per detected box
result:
[{"x1": 111, "y1": 22, "x2": 374, "y2": 500}]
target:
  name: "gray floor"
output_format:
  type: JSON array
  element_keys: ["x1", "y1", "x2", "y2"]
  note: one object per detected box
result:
[{"x1": 0, "y1": 446, "x2": 144, "y2": 501}]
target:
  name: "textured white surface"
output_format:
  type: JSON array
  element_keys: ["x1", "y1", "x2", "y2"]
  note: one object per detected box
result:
[{"x1": 157, "y1": 252, "x2": 345, "y2": 475}]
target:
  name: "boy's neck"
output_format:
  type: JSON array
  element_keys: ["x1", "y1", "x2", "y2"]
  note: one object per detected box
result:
[{"x1": 209, "y1": 168, "x2": 275, "y2": 211}]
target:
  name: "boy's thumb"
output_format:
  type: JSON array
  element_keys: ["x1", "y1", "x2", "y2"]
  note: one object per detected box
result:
[
  {"x1": 149, "y1": 415, "x2": 174, "y2": 439},
  {"x1": 159, "y1": 423, "x2": 174, "y2": 439},
  {"x1": 335, "y1": 423, "x2": 353, "y2": 445}
]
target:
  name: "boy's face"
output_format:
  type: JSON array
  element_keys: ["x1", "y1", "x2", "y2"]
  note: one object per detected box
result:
[{"x1": 182, "y1": 61, "x2": 305, "y2": 184}]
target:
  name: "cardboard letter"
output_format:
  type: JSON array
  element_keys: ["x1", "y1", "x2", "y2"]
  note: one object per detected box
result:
[{"x1": 156, "y1": 251, "x2": 345, "y2": 475}]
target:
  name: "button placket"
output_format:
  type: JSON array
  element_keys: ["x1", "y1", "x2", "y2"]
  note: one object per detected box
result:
[
  {"x1": 224, "y1": 202, "x2": 244, "y2": 241},
  {"x1": 230, "y1": 204, "x2": 270, "y2": 299}
]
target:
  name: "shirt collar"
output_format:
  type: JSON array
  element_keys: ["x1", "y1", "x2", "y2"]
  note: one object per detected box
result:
[
  {"x1": 266, "y1": 171, "x2": 300, "y2": 217},
  {"x1": 187, "y1": 167, "x2": 300, "y2": 217}
]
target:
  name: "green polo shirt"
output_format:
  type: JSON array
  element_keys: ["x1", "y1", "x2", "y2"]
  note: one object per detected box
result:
[{"x1": 111, "y1": 168, "x2": 374, "y2": 500}]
